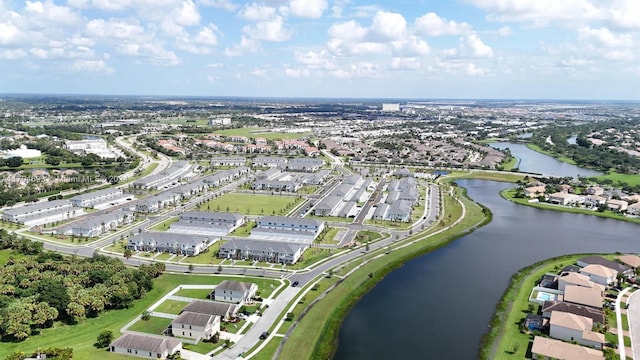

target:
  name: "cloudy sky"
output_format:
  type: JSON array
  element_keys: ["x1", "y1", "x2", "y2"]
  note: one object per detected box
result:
[{"x1": 1, "y1": 0, "x2": 639, "y2": 100}]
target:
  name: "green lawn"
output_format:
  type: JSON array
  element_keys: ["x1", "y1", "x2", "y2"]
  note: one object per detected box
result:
[
  {"x1": 149, "y1": 216, "x2": 179, "y2": 231},
  {"x1": 104, "y1": 242, "x2": 126, "y2": 254},
  {"x1": 221, "y1": 319, "x2": 246, "y2": 334},
  {"x1": 230, "y1": 221, "x2": 256, "y2": 237},
  {"x1": 154, "y1": 252, "x2": 176, "y2": 261},
  {"x1": 315, "y1": 227, "x2": 341, "y2": 244},
  {"x1": 153, "y1": 299, "x2": 190, "y2": 315},
  {"x1": 595, "y1": 171, "x2": 640, "y2": 187},
  {"x1": 526, "y1": 143, "x2": 578, "y2": 164},
  {"x1": 287, "y1": 248, "x2": 339, "y2": 270},
  {"x1": 173, "y1": 288, "x2": 213, "y2": 300},
  {"x1": 0, "y1": 249, "x2": 26, "y2": 265},
  {"x1": 127, "y1": 316, "x2": 172, "y2": 335},
  {"x1": 183, "y1": 340, "x2": 218, "y2": 354},
  {"x1": 245, "y1": 336, "x2": 282, "y2": 360},
  {"x1": 198, "y1": 194, "x2": 302, "y2": 216}
]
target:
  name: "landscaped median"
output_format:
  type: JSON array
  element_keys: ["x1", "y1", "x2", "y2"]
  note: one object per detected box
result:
[{"x1": 275, "y1": 181, "x2": 490, "y2": 360}]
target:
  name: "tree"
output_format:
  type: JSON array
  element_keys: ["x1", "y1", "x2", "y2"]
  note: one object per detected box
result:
[
  {"x1": 7, "y1": 156, "x2": 23, "y2": 168},
  {"x1": 123, "y1": 249, "x2": 132, "y2": 260},
  {"x1": 141, "y1": 310, "x2": 151, "y2": 321},
  {"x1": 285, "y1": 312, "x2": 294, "y2": 321},
  {"x1": 95, "y1": 330, "x2": 114, "y2": 348},
  {"x1": 36, "y1": 279, "x2": 70, "y2": 316}
]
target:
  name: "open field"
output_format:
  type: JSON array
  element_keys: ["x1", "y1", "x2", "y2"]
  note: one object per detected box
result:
[
  {"x1": 149, "y1": 216, "x2": 179, "y2": 231},
  {"x1": 594, "y1": 171, "x2": 640, "y2": 187},
  {"x1": 0, "y1": 273, "x2": 278, "y2": 359},
  {"x1": 198, "y1": 193, "x2": 302, "y2": 216},
  {"x1": 153, "y1": 299, "x2": 190, "y2": 315},
  {"x1": 447, "y1": 170, "x2": 527, "y2": 183}
]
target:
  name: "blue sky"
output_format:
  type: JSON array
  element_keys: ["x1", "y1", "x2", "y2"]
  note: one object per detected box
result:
[{"x1": 1, "y1": 0, "x2": 639, "y2": 100}]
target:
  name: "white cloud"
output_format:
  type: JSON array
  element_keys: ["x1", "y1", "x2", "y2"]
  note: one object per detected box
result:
[
  {"x1": 390, "y1": 57, "x2": 420, "y2": 70},
  {"x1": 251, "y1": 68, "x2": 266, "y2": 76},
  {"x1": 0, "y1": 22, "x2": 23, "y2": 45},
  {"x1": 578, "y1": 27, "x2": 632, "y2": 48},
  {"x1": 392, "y1": 36, "x2": 430, "y2": 57},
  {"x1": 197, "y1": 0, "x2": 237, "y2": 12},
  {"x1": 0, "y1": 48, "x2": 27, "y2": 59},
  {"x1": 289, "y1": 0, "x2": 327, "y2": 19},
  {"x1": 71, "y1": 59, "x2": 114, "y2": 74},
  {"x1": 330, "y1": 0, "x2": 350, "y2": 18},
  {"x1": 328, "y1": 20, "x2": 367, "y2": 41},
  {"x1": 243, "y1": 16, "x2": 291, "y2": 42},
  {"x1": 224, "y1": 35, "x2": 261, "y2": 56},
  {"x1": 329, "y1": 62, "x2": 378, "y2": 78},
  {"x1": 464, "y1": 0, "x2": 602, "y2": 27},
  {"x1": 29, "y1": 48, "x2": 49, "y2": 59},
  {"x1": 285, "y1": 67, "x2": 311, "y2": 77},
  {"x1": 193, "y1": 24, "x2": 219, "y2": 45},
  {"x1": 498, "y1": 26, "x2": 512, "y2": 36},
  {"x1": 294, "y1": 50, "x2": 335, "y2": 70},
  {"x1": 116, "y1": 42, "x2": 180, "y2": 65},
  {"x1": 238, "y1": 3, "x2": 277, "y2": 21},
  {"x1": 85, "y1": 19, "x2": 146, "y2": 40},
  {"x1": 369, "y1": 11, "x2": 406, "y2": 41},
  {"x1": 464, "y1": 33, "x2": 493, "y2": 58},
  {"x1": 415, "y1": 12, "x2": 471, "y2": 36}
]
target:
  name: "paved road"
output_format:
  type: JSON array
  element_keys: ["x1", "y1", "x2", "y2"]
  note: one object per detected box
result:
[{"x1": 626, "y1": 287, "x2": 640, "y2": 359}]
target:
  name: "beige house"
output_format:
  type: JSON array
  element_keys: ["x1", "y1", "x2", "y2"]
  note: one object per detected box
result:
[
  {"x1": 549, "y1": 311, "x2": 604, "y2": 349},
  {"x1": 531, "y1": 336, "x2": 604, "y2": 360},
  {"x1": 524, "y1": 185, "x2": 546, "y2": 198},
  {"x1": 618, "y1": 254, "x2": 640, "y2": 269},
  {"x1": 548, "y1": 192, "x2": 583, "y2": 206},
  {"x1": 557, "y1": 272, "x2": 603, "y2": 292},
  {"x1": 606, "y1": 199, "x2": 628, "y2": 212},
  {"x1": 579, "y1": 264, "x2": 618, "y2": 287},
  {"x1": 110, "y1": 333, "x2": 182, "y2": 359},
  {"x1": 627, "y1": 202, "x2": 640, "y2": 216},
  {"x1": 563, "y1": 285, "x2": 603, "y2": 309},
  {"x1": 214, "y1": 280, "x2": 258, "y2": 305}
]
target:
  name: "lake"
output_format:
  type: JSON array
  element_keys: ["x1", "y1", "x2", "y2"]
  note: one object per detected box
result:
[
  {"x1": 334, "y1": 179, "x2": 639, "y2": 360},
  {"x1": 490, "y1": 142, "x2": 602, "y2": 177}
]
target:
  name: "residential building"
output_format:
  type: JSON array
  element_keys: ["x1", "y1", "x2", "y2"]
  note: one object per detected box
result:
[
  {"x1": 210, "y1": 156, "x2": 246, "y2": 167},
  {"x1": 61, "y1": 209, "x2": 135, "y2": 237},
  {"x1": 214, "y1": 280, "x2": 258, "y2": 304},
  {"x1": 2, "y1": 200, "x2": 82, "y2": 226},
  {"x1": 530, "y1": 336, "x2": 604, "y2": 360},
  {"x1": 606, "y1": 199, "x2": 628, "y2": 212},
  {"x1": 109, "y1": 333, "x2": 182, "y2": 360},
  {"x1": 127, "y1": 232, "x2": 214, "y2": 256},
  {"x1": 548, "y1": 192, "x2": 583, "y2": 206},
  {"x1": 171, "y1": 312, "x2": 220, "y2": 342},
  {"x1": 557, "y1": 272, "x2": 603, "y2": 292},
  {"x1": 563, "y1": 285, "x2": 603, "y2": 309},
  {"x1": 577, "y1": 256, "x2": 632, "y2": 276},
  {"x1": 282, "y1": 158, "x2": 324, "y2": 172},
  {"x1": 252, "y1": 157, "x2": 287, "y2": 167},
  {"x1": 524, "y1": 185, "x2": 546, "y2": 198},
  {"x1": 218, "y1": 238, "x2": 307, "y2": 264},
  {"x1": 256, "y1": 216, "x2": 325, "y2": 236},
  {"x1": 627, "y1": 202, "x2": 640, "y2": 216},
  {"x1": 178, "y1": 211, "x2": 244, "y2": 229},
  {"x1": 549, "y1": 311, "x2": 604, "y2": 349},
  {"x1": 585, "y1": 186, "x2": 605, "y2": 196},
  {"x1": 618, "y1": 254, "x2": 640, "y2": 270},
  {"x1": 579, "y1": 264, "x2": 618, "y2": 287},
  {"x1": 542, "y1": 301, "x2": 605, "y2": 325},
  {"x1": 182, "y1": 300, "x2": 237, "y2": 321},
  {"x1": 69, "y1": 188, "x2": 124, "y2": 208}
]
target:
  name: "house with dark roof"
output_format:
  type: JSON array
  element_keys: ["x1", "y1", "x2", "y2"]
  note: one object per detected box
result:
[
  {"x1": 214, "y1": 280, "x2": 258, "y2": 304},
  {"x1": 542, "y1": 301, "x2": 605, "y2": 325},
  {"x1": 182, "y1": 300, "x2": 237, "y2": 320},
  {"x1": 127, "y1": 232, "x2": 214, "y2": 256},
  {"x1": 110, "y1": 333, "x2": 182, "y2": 359},
  {"x1": 577, "y1": 255, "x2": 632, "y2": 276},
  {"x1": 171, "y1": 311, "x2": 220, "y2": 342}
]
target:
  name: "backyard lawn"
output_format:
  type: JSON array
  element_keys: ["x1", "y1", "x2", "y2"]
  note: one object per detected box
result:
[
  {"x1": 198, "y1": 193, "x2": 302, "y2": 216},
  {"x1": 127, "y1": 316, "x2": 172, "y2": 336},
  {"x1": 174, "y1": 288, "x2": 213, "y2": 299},
  {"x1": 153, "y1": 299, "x2": 190, "y2": 315}
]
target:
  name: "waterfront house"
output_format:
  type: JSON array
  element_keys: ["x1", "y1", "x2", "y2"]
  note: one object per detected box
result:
[
  {"x1": 549, "y1": 311, "x2": 604, "y2": 349},
  {"x1": 531, "y1": 336, "x2": 604, "y2": 360},
  {"x1": 579, "y1": 264, "x2": 618, "y2": 287}
]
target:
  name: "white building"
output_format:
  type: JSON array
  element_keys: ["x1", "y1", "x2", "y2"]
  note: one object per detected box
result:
[
  {"x1": 214, "y1": 280, "x2": 258, "y2": 305},
  {"x1": 110, "y1": 333, "x2": 182, "y2": 359},
  {"x1": 579, "y1": 264, "x2": 618, "y2": 287},
  {"x1": 69, "y1": 188, "x2": 124, "y2": 208},
  {"x1": 549, "y1": 311, "x2": 604, "y2": 349},
  {"x1": 171, "y1": 312, "x2": 220, "y2": 342},
  {"x1": 382, "y1": 103, "x2": 400, "y2": 112}
]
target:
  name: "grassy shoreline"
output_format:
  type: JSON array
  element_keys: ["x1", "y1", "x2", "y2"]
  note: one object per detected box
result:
[{"x1": 525, "y1": 143, "x2": 578, "y2": 165}]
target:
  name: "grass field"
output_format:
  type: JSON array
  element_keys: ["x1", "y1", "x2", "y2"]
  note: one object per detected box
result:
[
  {"x1": 0, "y1": 273, "x2": 277, "y2": 359},
  {"x1": 149, "y1": 216, "x2": 179, "y2": 231},
  {"x1": 447, "y1": 170, "x2": 527, "y2": 183},
  {"x1": 198, "y1": 193, "x2": 302, "y2": 215},
  {"x1": 153, "y1": 299, "x2": 190, "y2": 315},
  {"x1": 595, "y1": 171, "x2": 640, "y2": 187},
  {"x1": 127, "y1": 316, "x2": 171, "y2": 335},
  {"x1": 0, "y1": 249, "x2": 25, "y2": 265},
  {"x1": 173, "y1": 288, "x2": 213, "y2": 299}
]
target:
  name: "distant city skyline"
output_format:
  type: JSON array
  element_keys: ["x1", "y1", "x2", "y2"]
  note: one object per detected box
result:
[{"x1": 1, "y1": 0, "x2": 639, "y2": 100}]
